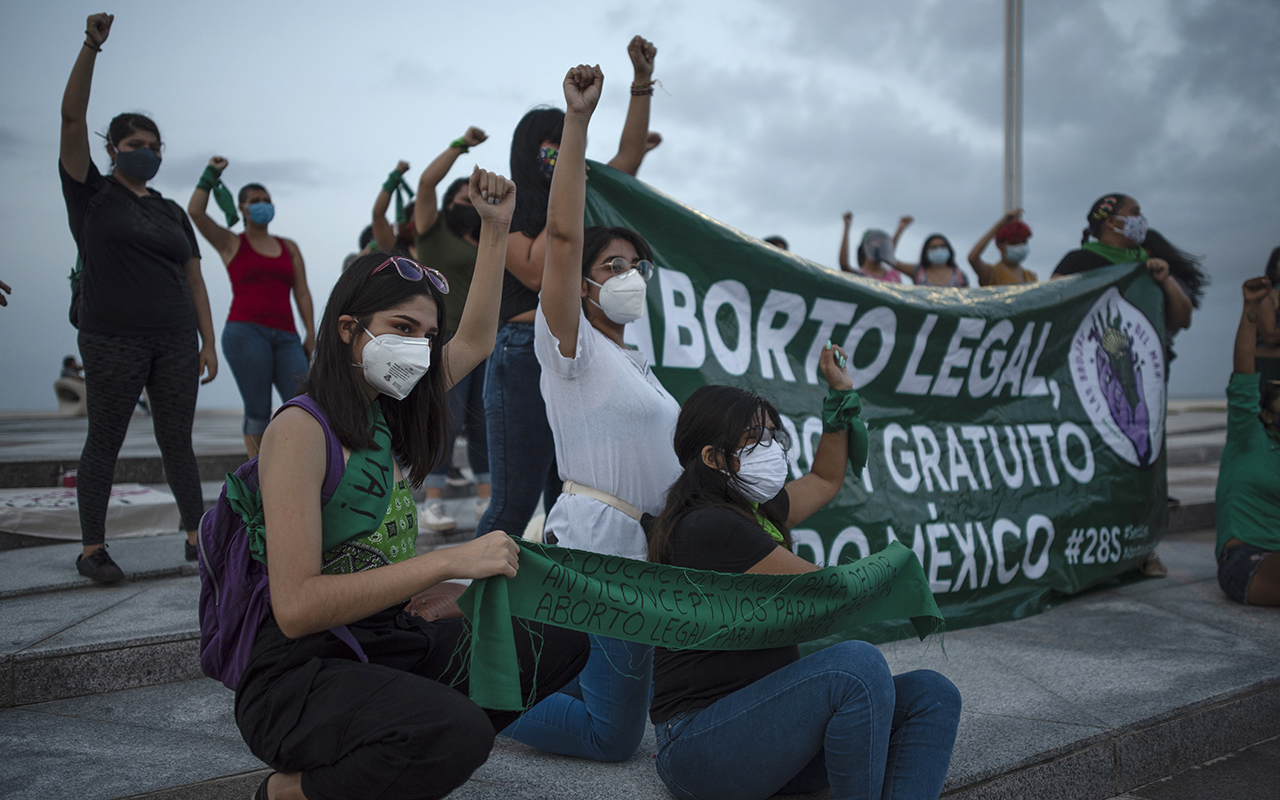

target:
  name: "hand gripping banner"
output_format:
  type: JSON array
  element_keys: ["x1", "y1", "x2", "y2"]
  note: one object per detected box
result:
[
  {"x1": 458, "y1": 538, "x2": 944, "y2": 710},
  {"x1": 574, "y1": 161, "x2": 1168, "y2": 640}
]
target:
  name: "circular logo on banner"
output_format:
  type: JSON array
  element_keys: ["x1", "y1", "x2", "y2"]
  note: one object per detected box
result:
[{"x1": 1069, "y1": 287, "x2": 1165, "y2": 468}]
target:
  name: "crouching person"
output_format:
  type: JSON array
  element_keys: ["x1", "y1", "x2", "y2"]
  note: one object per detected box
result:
[{"x1": 231, "y1": 169, "x2": 589, "y2": 800}]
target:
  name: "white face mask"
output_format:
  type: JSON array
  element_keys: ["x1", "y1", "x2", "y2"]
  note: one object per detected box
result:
[
  {"x1": 352, "y1": 326, "x2": 432, "y2": 401},
  {"x1": 1004, "y1": 243, "x2": 1029, "y2": 262},
  {"x1": 586, "y1": 269, "x2": 648, "y2": 324},
  {"x1": 731, "y1": 441, "x2": 790, "y2": 503}
]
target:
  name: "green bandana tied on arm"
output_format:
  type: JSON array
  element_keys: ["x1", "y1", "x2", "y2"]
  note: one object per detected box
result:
[
  {"x1": 457, "y1": 538, "x2": 943, "y2": 710},
  {"x1": 197, "y1": 165, "x2": 240, "y2": 228},
  {"x1": 822, "y1": 387, "x2": 870, "y2": 478},
  {"x1": 383, "y1": 170, "x2": 416, "y2": 225}
]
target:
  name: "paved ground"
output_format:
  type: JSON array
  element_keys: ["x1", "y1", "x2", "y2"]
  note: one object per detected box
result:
[{"x1": 1106, "y1": 736, "x2": 1280, "y2": 800}]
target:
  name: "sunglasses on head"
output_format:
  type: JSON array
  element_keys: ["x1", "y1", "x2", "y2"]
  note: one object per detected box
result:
[
  {"x1": 598, "y1": 256, "x2": 655, "y2": 281},
  {"x1": 370, "y1": 256, "x2": 450, "y2": 295}
]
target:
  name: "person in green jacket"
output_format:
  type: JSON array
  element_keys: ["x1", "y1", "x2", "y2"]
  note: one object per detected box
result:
[{"x1": 1215, "y1": 276, "x2": 1280, "y2": 606}]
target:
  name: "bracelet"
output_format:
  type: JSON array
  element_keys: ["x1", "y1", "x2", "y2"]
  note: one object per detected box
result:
[
  {"x1": 630, "y1": 80, "x2": 654, "y2": 96},
  {"x1": 83, "y1": 39, "x2": 101, "y2": 53},
  {"x1": 449, "y1": 137, "x2": 470, "y2": 153}
]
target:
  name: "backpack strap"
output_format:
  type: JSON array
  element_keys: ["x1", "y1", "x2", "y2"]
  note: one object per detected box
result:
[{"x1": 276, "y1": 394, "x2": 344, "y2": 501}]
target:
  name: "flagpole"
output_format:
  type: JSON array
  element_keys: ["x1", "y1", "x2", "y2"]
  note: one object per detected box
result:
[{"x1": 1004, "y1": 0, "x2": 1023, "y2": 211}]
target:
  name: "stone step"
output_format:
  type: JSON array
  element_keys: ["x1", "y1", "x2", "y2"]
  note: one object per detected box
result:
[{"x1": 2, "y1": 530, "x2": 1277, "y2": 800}]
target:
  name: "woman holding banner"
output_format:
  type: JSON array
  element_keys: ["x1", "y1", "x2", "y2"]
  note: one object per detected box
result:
[
  {"x1": 646, "y1": 379, "x2": 961, "y2": 800},
  {"x1": 500, "y1": 63, "x2": 682, "y2": 763}
]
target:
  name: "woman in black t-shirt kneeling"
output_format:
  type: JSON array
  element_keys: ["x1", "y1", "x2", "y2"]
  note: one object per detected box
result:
[{"x1": 646, "y1": 344, "x2": 961, "y2": 800}]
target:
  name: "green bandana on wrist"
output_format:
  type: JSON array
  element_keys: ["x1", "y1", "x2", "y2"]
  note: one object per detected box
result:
[
  {"x1": 822, "y1": 387, "x2": 870, "y2": 477},
  {"x1": 382, "y1": 171, "x2": 416, "y2": 225},
  {"x1": 457, "y1": 538, "x2": 944, "y2": 711},
  {"x1": 449, "y1": 137, "x2": 470, "y2": 153},
  {"x1": 196, "y1": 165, "x2": 240, "y2": 227},
  {"x1": 1081, "y1": 240, "x2": 1148, "y2": 266}
]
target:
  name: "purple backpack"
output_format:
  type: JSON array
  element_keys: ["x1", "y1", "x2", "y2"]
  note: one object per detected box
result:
[{"x1": 196, "y1": 395, "x2": 366, "y2": 690}]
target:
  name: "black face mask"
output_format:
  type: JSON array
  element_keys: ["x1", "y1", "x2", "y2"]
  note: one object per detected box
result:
[{"x1": 444, "y1": 203, "x2": 482, "y2": 239}]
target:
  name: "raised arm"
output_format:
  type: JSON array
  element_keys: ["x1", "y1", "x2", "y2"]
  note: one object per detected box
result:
[
  {"x1": 1235, "y1": 278, "x2": 1272, "y2": 374},
  {"x1": 783, "y1": 342, "x2": 852, "y2": 526},
  {"x1": 285, "y1": 239, "x2": 316, "y2": 358},
  {"x1": 606, "y1": 36, "x2": 657, "y2": 176},
  {"x1": 542, "y1": 64, "x2": 602, "y2": 359},
  {"x1": 1147, "y1": 258, "x2": 1193, "y2": 331},
  {"x1": 414, "y1": 127, "x2": 488, "y2": 235},
  {"x1": 260, "y1": 409, "x2": 520, "y2": 638},
  {"x1": 187, "y1": 156, "x2": 239, "y2": 261},
  {"x1": 838, "y1": 212, "x2": 854, "y2": 272},
  {"x1": 892, "y1": 215, "x2": 919, "y2": 275},
  {"x1": 372, "y1": 161, "x2": 409, "y2": 252},
  {"x1": 504, "y1": 229, "x2": 549, "y2": 292},
  {"x1": 441, "y1": 168, "x2": 516, "y2": 388},
  {"x1": 969, "y1": 209, "x2": 1021, "y2": 281},
  {"x1": 1259, "y1": 291, "x2": 1280, "y2": 347},
  {"x1": 60, "y1": 14, "x2": 113, "y2": 182}
]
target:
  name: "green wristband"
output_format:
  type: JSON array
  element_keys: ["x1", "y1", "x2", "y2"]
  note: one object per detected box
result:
[
  {"x1": 196, "y1": 164, "x2": 223, "y2": 191},
  {"x1": 450, "y1": 137, "x2": 470, "y2": 153},
  {"x1": 382, "y1": 170, "x2": 405, "y2": 195}
]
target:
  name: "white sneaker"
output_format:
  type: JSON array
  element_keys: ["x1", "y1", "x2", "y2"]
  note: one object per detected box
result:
[
  {"x1": 474, "y1": 496, "x2": 490, "y2": 522},
  {"x1": 445, "y1": 467, "x2": 470, "y2": 488},
  {"x1": 419, "y1": 500, "x2": 457, "y2": 532}
]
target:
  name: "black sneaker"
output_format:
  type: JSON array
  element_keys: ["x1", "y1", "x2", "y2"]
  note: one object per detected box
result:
[
  {"x1": 76, "y1": 546, "x2": 124, "y2": 583},
  {"x1": 185, "y1": 539, "x2": 198, "y2": 562}
]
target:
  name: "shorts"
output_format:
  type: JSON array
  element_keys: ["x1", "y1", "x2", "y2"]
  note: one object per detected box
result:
[{"x1": 1217, "y1": 542, "x2": 1274, "y2": 604}]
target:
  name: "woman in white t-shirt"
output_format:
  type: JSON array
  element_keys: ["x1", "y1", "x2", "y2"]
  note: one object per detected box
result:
[{"x1": 502, "y1": 64, "x2": 681, "y2": 762}]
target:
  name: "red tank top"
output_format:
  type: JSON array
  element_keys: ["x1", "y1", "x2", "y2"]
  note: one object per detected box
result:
[{"x1": 226, "y1": 234, "x2": 296, "y2": 332}]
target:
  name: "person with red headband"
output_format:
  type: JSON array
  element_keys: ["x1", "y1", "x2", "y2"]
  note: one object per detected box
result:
[{"x1": 968, "y1": 209, "x2": 1037, "y2": 286}]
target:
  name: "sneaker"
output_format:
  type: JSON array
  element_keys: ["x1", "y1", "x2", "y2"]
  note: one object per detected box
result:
[
  {"x1": 76, "y1": 546, "x2": 124, "y2": 584},
  {"x1": 445, "y1": 467, "x2": 470, "y2": 488},
  {"x1": 1139, "y1": 552, "x2": 1168, "y2": 578},
  {"x1": 185, "y1": 539, "x2": 198, "y2": 562},
  {"x1": 419, "y1": 500, "x2": 457, "y2": 532},
  {"x1": 474, "y1": 496, "x2": 490, "y2": 522}
]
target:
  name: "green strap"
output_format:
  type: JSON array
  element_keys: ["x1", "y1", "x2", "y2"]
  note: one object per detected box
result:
[
  {"x1": 449, "y1": 137, "x2": 470, "y2": 153},
  {"x1": 233, "y1": 403, "x2": 396, "y2": 565},
  {"x1": 456, "y1": 539, "x2": 944, "y2": 711},
  {"x1": 821, "y1": 387, "x2": 870, "y2": 478}
]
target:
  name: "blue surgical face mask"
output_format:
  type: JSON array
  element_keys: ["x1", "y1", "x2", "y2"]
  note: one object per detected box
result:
[
  {"x1": 247, "y1": 202, "x2": 275, "y2": 226},
  {"x1": 1004, "y1": 243, "x2": 1029, "y2": 262},
  {"x1": 927, "y1": 247, "x2": 951, "y2": 265},
  {"x1": 113, "y1": 147, "x2": 161, "y2": 181}
]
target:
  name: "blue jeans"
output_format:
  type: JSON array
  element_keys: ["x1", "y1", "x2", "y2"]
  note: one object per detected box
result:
[
  {"x1": 425, "y1": 360, "x2": 491, "y2": 489},
  {"x1": 502, "y1": 635, "x2": 653, "y2": 762},
  {"x1": 655, "y1": 641, "x2": 961, "y2": 800},
  {"x1": 221, "y1": 321, "x2": 308, "y2": 435},
  {"x1": 477, "y1": 322, "x2": 559, "y2": 536}
]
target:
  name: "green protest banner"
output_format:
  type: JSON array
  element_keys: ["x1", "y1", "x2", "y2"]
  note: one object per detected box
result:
[
  {"x1": 459, "y1": 539, "x2": 943, "y2": 710},
  {"x1": 581, "y1": 160, "x2": 1168, "y2": 640}
]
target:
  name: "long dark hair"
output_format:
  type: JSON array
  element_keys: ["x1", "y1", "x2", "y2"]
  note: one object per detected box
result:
[
  {"x1": 509, "y1": 107, "x2": 564, "y2": 238},
  {"x1": 919, "y1": 233, "x2": 958, "y2": 269},
  {"x1": 1082, "y1": 193, "x2": 1207, "y2": 308},
  {"x1": 104, "y1": 112, "x2": 161, "y2": 151},
  {"x1": 1264, "y1": 247, "x2": 1280, "y2": 286},
  {"x1": 648, "y1": 385, "x2": 790, "y2": 564},
  {"x1": 298, "y1": 252, "x2": 450, "y2": 487}
]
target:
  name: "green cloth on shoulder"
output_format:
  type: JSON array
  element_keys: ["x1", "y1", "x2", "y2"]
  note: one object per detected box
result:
[
  {"x1": 457, "y1": 538, "x2": 944, "y2": 711},
  {"x1": 231, "y1": 403, "x2": 396, "y2": 566},
  {"x1": 1081, "y1": 240, "x2": 1147, "y2": 266},
  {"x1": 1214, "y1": 372, "x2": 1280, "y2": 557}
]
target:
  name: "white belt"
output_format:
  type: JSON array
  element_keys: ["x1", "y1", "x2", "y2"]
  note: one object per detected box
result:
[{"x1": 561, "y1": 480, "x2": 643, "y2": 522}]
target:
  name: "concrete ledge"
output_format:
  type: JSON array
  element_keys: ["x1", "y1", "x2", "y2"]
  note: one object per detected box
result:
[
  {"x1": 0, "y1": 454, "x2": 247, "y2": 490},
  {"x1": 0, "y1": 563, "x2": 199, "y2": 600},
  {"x1": 113, "y1": 769, "x2": 270, "y2": 800},
  {"x1": 4, "y1": 635, "x2": 201, "y2": 707},
  {"x1": 1167, "y1": 501, "x2": 1214, "y2": 535},
  {"x1": 945, "y1": 680, "x2": 1280, "y2": 799}
]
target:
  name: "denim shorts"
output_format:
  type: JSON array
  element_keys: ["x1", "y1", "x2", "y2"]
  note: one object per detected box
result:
[{"x1": 1217, "y1": 542, "x2": 1274, "y2": 604}]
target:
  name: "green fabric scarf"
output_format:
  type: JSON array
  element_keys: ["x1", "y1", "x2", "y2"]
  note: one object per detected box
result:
[
  {"x1": 230, "y1": 403, "x2": 395, "y2": 565},
  {"x1": 457, "y1": 538, "x2": 944, "y2": 710},
  {"x1": 1082, "y1": 240, "x2": 1147, "y2": 266},
  {"x1": 196, "y1": 165, "x2": 240, "y2": 227},
  {"x1": 822, "y1": 387, "x2": 870, "y2": 478}
]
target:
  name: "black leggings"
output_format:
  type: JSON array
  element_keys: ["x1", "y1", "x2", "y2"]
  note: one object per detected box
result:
[
  {"x1": 77, "y1": 329, "x2": 205, "y2": 546},
  {"x1": 236, "y1": 611, "x2": 589, "y2": 800}
]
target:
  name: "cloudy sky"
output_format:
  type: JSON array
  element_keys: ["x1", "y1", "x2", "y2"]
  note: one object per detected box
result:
[{"x1": 1, "y1": 0, "x2": 1277, "y2": 411}]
